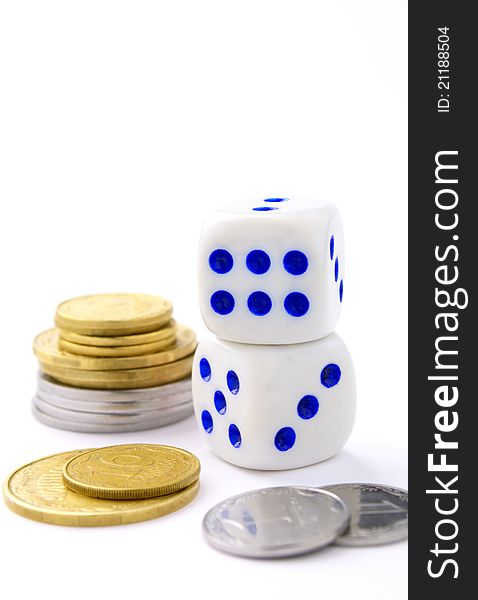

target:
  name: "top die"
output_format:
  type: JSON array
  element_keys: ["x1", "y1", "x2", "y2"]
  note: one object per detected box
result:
[{"x1": 198, "y1": 197, "x2": 345, "y2": 345}]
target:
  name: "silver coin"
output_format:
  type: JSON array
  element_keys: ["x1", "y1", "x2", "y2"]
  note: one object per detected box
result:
[
  {"x1": 203, "y1": 486, "x2": 350, "y2": 558},
  {"x1": 321, "y1": 483, "x2": 408, "y2": 546},
  {"x1": 33, "y1": 394, "x2": 193, "y2": 420},
  {"x1": 32, "y1": 401, "x2": 194, "y2": 433},
  {"x1": 36, "y1": 387, "x2": 193, "y2": 414},
  {"x1": 33, "y1": 395, "x2": 193, "y2": 425},
  {"x1": 37, "y1": 371, "x2": 192, "y2": 403}
]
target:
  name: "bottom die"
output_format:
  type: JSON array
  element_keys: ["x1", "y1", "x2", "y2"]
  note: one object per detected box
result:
[{"x1": 192, "y1": 332, "x2": 356, "y2": 470}]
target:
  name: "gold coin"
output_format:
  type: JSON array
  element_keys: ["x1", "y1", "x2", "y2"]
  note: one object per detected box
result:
[
  {"x1": 59, "y1": 320, "x2": 177, "y2": 347},
  {"x1": 63, "y1": 444, "x2": 201, "y2": 500},
  {"x1": 3, "y1": 450, "x2": 199, "y2": 527},
  {"x1": 55, "y1": 293, "x2": 172, "y2": 336},
  {"x1": 58, "y1": 333, "x2": 176, "y2": 357},
  {"x1": 34, "y1": 325, "x2": 196, "y2": 370},
  {"x1": 39, "y1": 353, "x2": 194, "y2": 389}
]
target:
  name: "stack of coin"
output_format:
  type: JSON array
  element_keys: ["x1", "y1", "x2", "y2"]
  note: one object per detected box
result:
[
  {"x1": 3, "y1": 444, "x2": 200, "y2": 527},
  {"x1": 32, "y1": 293, "x2": 197, "y2": 432}
]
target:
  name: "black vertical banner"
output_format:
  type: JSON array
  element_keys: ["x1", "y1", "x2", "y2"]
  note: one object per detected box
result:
[{"x1": 409, "y1": 2, "x2": 474, "y2": 596}]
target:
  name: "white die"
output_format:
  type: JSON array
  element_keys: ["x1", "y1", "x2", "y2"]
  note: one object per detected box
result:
[
  {"x1": 192, "y1": 332, "x2": 356, "y2": 470},
  {"x1": 198, "y1": 197, "x2": 344, "y2": 344}
]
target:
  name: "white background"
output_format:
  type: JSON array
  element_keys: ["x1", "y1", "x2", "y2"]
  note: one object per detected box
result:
[{"x1": 0, "y1": 1, "x2": 407, "y2": 598}]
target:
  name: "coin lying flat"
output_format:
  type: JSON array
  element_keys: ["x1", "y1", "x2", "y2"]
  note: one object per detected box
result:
[
  {"x1": 34, "y1": 325, "x2": 196, "y2": 371},
  {"x1": 55, "y1": 294, "x2": 172, "y2": 336},
  {"x1": 3, "y1": 450, "x2": 199, "y2": 527},
  {"x1": 37, "y1": 372, "x2": 192, "y2": 403},
  {"x1": 59, "y1": 320, "x2": 177, "y2": 347},
  {"x1": 58, "y1": 334, "x2": 176, "y2": 357},
  {"x1": 203, "y1": 486, "x2": 349, "y2": 558},
  {"x1": 31, "y1": 402, "x2": 194, "y2": 433},
  {"x1": 32, "y1": 394, "x2": 193, "y2": 424},
  {"x1": 63, "y1": 445, "x2": 201, "y2": 500},
  {"x1": 321, "y1": 483, "x2": 408, "y2": 546},
  {"x1": 39, "y1": 353, "x2": 194, "y2": 389},
  {"x1": 36, "y1": 386, "x2": 192, "y2": 414}
]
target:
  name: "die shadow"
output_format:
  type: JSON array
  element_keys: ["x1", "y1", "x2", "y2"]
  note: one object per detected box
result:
[{"x1": 218, "y1": 449, "x2": 380, "y2": 489}]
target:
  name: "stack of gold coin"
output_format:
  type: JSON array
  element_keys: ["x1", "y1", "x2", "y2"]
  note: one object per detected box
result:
[
  {"x1": 3, "y1": 444, "x2": 200, "y2": 527},
  {"x1": 31, "y1": 294, "x2": 197, "y2": 432}
]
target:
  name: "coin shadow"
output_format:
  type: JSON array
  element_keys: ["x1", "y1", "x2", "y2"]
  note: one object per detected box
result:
[{"x1": 212, "y1": 538, "x2": 408, "y2": 563}]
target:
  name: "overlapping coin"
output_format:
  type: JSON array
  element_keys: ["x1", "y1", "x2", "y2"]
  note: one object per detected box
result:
[
  {"x1": 322, "y1": 483, "x2": 408, "y2": 546},
  {"x1": 203, "y1": 483, "x2": 408, "y2": 558},
  {"x1": 34, "y1": 325, "x2": 196, "y2": 371},
  {"x1": 31, "y1": 293, "x2": 197, "y2": 431},
  {"x1": 58, "y1": 335, "x2": 177, "y2": 357},
  {"x1": 54, "y1": 293, "x2": 172, "y2": 335},
  {"x1": 203, "y1": 486, "x2": 350, "y2": 558},
  {"x1": 3, "y1": 445, "x2": 200, "y2": 527},
  {"x1": 38, "y1": 354, "x2": 194, "y2": 390},
  {"x1": 37, "y1": 372, "x2": 192, "y2": 412},
  {"x1": 32, "y1": 373, "x2": 194, "y2": 433},
  {"x1": 62, "y1": 444, "x2": 201, "y2": 499},
  {"x1": 59, "y1": 321, "x2": 177, "y2": 347}
]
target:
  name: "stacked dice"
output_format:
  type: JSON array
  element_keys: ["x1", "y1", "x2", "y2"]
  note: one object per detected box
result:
[{"x1": 192, "y1": 198, "x2": 356, "y2": 470}]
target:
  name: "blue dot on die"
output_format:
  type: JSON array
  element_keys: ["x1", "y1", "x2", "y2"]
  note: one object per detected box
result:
[
  {"x1": 253, "y1": 206, "x2": 278, "y2": 212},
  {"x1": 284, "y1": 292, "x2": 309, "y2": 317},
  {"x1": 334, "y1": 257, "x2": 339, "y2": 282},
  {"x1": 246, "y1": 249, "x2": 271, "y2": 275},
  {"x1": 247, "y1": 291, "x2": 272, "y2": 316},
  {"x1": 199, "y1": 358, "x2": 211, "y2": 382},
  {"x1": 210, "y1": 290, "x2": 235, "y2": 315},
  {"x1": 209, "y1": 249, "x2": 233, "y2": 274},
  {"x1": 226, "y1": 370, "x2": 240, "y2": 395},
  {"x1": 214, "y1": 390, "x2": 227, "y2": 414},
  {"x1": 274, "y1": 427, "x2": 296, "y2": 451},
  {"x1": 229, "y1": 424, "x2": 242, "y2": 448},
  {"x1": 201, "y1": 410, "x2": 213, "y2": 433},
  {"x1": 297, "y1": 395, "x2": 319, "y2": 420},
  {"x1": 283, "y1": 250, "x2": 308, "y2": 275},
  {"x1": 339, "y1": 280, "x2": 344, "y2": 302},
  {"x1": 263, "y1": 198, "x2": 288, "y2": 203},
  {"x1": 330, "y1": 235, "x2": 335, "y2": 260},
  {"x1": 321, "y1": 363, "x2": 342, "y2": 388}
]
